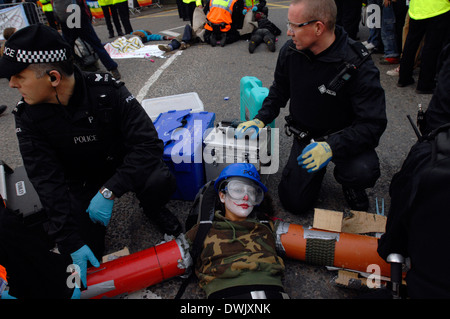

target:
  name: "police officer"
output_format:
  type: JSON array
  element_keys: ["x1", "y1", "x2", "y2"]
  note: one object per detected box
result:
[
  {"x1": 236, "y1": 0, "x2": 387, "y2": 214},
  {"x1": 0, "y1": 24, "x2": 182, "y2": 290}
]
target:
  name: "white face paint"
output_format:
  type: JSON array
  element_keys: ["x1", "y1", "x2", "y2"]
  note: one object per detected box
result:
[{"x1": 221, "y1": 192, "x2": 255, "y2": 220}]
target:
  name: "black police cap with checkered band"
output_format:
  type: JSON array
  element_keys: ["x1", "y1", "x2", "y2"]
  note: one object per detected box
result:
[{"x1": 0, "y1": 23, "x2": 72, "y2": 79}]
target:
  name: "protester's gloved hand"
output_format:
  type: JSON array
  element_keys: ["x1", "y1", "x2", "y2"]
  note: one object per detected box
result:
[
  {"x1": 297, "y1": 141, "x2": 333, "y2": 172},
  {"x1": 242, "y1": 9, "x2": 248, "y2": 14},
  {"x1": 252, "y1": 5, "x2": 258, "y2": 11},
  {"x1": 86, "y1": 191, "x2": 114, "y2": 226},
  {"x1": 70, "y1": 245, "x2": 100, "y2": 289},
  {"x1": 1, "y1": 290, "x2": 17, "y2": 299},
  {"x1": 235, "y1": 119, "x2": 265, "y2": 139}
]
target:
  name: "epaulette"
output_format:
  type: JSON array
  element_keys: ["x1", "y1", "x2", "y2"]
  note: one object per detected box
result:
[
  {"x1": 86, "y1": 72, "x2": 124, "y2": 88},
  {"x1": 349, "y1": 41, "x2": 370, "y2": 63}
]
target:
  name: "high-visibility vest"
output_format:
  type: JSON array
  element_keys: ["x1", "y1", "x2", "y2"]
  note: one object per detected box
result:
[
  {"x1": 205, "y1": 0, "x2": 238, "y2": 32},
  {"x1": 244, "y1": 0, "x2": 258, "y2": 10},
  {"x1": 408, "y1": 0, "x2": 450, "y2": 20},
  {"x1": 113, "y1": 0, "x2": 127, "y2": 5},
  {"x1": 98, "y1": 0, "x2": 114, "y2": 6},
  {"x1": 183, "y1": 0, "x2": 202, "y2": 6},
  {"x1": 39, "y1": 0, "x2": 53, "y2": 12}
]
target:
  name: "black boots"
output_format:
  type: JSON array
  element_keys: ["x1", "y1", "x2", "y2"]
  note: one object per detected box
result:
[{"x1": 342, "y1": 186, "x2": 369, "y2": 211}]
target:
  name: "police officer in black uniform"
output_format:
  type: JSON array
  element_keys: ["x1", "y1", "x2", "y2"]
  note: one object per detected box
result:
[
  {"x1": 0, "y1": 24, "x2": 182, "y2": 292},
  {"x1": 236, "y1": 0, "x2": 387, "y2": 214}
]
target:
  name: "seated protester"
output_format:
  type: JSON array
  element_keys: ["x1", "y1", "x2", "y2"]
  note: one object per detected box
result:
[
  {"x1": 377, "y1": 43, "x2": 450, "y2": 298},
  {"x1": 184, "y1": 163, "x2": 288, "y2": 299},
  {"x1": 248, "y1": 12, "x2": 282, "y2": 53},
  {"x1": 203, "y1": 0, "x2": 244, "y2": 47}
]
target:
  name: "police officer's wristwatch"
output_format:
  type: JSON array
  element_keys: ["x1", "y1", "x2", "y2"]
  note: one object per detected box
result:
[{"x1": 100, "y1": 187, "x2": 115, "y2": 200}]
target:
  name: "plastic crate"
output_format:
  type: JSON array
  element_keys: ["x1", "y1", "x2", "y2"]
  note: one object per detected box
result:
[
  {"x1": 142, "y1": 92, "x2": 204, "y2": 121},
  {"x1": 154, "y1": 110, "x2": 216, "y2": 201}
]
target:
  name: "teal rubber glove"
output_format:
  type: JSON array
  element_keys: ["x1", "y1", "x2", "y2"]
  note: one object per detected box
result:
[
  {"x1": 71, "y1": 287, "x2": 81, "y2": 299},
  {"x1": 1, "y1": 290, "x2": 17, "y2": 299},
  {"x1": 235, "y1": 119, "x2": 265, "y2": 139},
  {"x1": 86, "y1": 191, "x2": 114, "y2": 226},
  {"x1": 242, "y1": 9, "x2": 247, "y2": 14},
  {"x1": 297, "y1": 141, "x2": 332, "y2": 172},
  {"x1": 70, "y1": 245, "x2": 100, "y2": 289},
  {"x1": 252, "y1": 5, "x2": 258, "y2": 11}
]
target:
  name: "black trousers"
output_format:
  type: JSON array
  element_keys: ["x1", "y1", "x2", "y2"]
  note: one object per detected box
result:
[
  {"x1": 335, "y1": 0, "x2": 362, "y2": 40},
  {"x1": 399, "y1": 10, "x2": 450, "y2": 91},
  {"x1": 101, "y1": 4, "x2": 123, "y2": 35},
  {"x1": 278, "y1": 138, "x2": 380, "y2": 214},
  {"x1": 114, "y1": 1, "x2": 133, "y2": 34}
]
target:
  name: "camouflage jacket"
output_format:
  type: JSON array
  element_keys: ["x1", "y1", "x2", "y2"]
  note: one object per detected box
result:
[{"x1": 185, "y1": 211, "x2": 285, "y2": 297}]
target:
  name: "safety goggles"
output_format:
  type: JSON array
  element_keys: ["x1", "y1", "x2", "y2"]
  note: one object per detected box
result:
[
  {"x1": 224, "y1": 180, "x2": 264, "y2": 205},
  {"x1": 286, "y1": 19, "x2": 319, "y2": 33}
]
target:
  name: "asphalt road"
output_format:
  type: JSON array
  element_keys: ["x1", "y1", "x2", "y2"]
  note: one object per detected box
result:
[{"x1": 0, "y1": 1, "x2": 433, "y2": 299}]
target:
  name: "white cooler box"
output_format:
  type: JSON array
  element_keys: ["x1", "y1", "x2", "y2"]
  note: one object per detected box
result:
[
  {"x1": 141, "y1": 92, "x2": 204, "y2": 122},
  {"x1": 203, "y1": 121, "x2": 272, "y2": 182}
]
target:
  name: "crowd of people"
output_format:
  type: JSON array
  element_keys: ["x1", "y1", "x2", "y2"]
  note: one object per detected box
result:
[{"x1": 0, "y1": 0, "x2": 449, "y2": 301}]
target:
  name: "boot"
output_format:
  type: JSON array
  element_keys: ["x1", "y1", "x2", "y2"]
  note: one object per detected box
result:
[
  {"x1": 342, "y1": 186, "x2": 369, "y2": 211},
  {"x1": 108, "y1": 31, "x2": 114, "y2": 38},
  {"x1": 263, "y1": 35, "x2": 276, "y2": 52},
  {"x1": 248, "y1": 40, "x2": 257, "y2": 53},
  {"x1": 210, "y1": 33, "x2": 217, "y2": 47},
  {"x1": 220, "y1": 33, "x2": 227, "y2": 47},
  {"x1": 145, "y1": 206, "x2": 182, "y2": 236}
]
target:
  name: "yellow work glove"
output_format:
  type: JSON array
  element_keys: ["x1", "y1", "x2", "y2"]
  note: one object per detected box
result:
[
  {"x1": 235, "y1": 119, "x2": 265, "y2": 139},
  {"x1": 297, "y1": 141, "x2": 332, "y2": 172}
]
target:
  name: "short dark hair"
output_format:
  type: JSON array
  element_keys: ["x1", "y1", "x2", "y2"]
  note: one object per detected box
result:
[
  {"x1": 291, "y1": 0, "x2": 337, "y2": 31},
  {"x1": 28, "y1": 57, "x2": 75, "y2": 78}
]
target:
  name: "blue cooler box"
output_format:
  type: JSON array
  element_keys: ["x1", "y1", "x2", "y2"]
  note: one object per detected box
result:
[{"x1": 154, "y1": 110, "x2": 216, "y2": 201}]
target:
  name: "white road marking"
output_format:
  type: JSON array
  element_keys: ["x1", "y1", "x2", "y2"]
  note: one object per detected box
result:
[{"x1": 136, "y1": 50, "x2": 183, "y2": 102}]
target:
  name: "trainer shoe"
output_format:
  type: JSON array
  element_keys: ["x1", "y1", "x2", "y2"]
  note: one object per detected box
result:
[
  {"x1": 380, "y1": 57, "x2": 400, "y2": 65},
  {"x1": 180, "y1": 41, "x2": 189, "y2": 50},
  {"x1": 158, "y1": 44, "x2": 172, "y2": 52},
  {"x1": 386, "y1": 66, "x2": 400, "y2": 76},
  {"x1": 342, "y1": 186, "x2": 369, "y2": 211}
]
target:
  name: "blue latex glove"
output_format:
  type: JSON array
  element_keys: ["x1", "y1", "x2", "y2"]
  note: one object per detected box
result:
[
  {"x1": 70, "y1": 245, "x2": 100, "y2": 289},
  {"x1": 71, "y1": 287, "x2": 81, "y2": 299},
  {"x1": 235, "y1": 119, "x2": 265, "y2": 139},
  {"x1": 242, "y1": 9, "x2": 247, "y2": 14},
  {"x1": 252, "y1": 5, "x2": 258, "y2": 11},
  {"x1": 297, "y1": 141, "x2": 333, "y2": 172},
  {"x1": 1, "y1": 290, "x2": 17, "y2": 299},
  {"x1": 86, "y1": 191, "x2": 114, "y2": 226}
]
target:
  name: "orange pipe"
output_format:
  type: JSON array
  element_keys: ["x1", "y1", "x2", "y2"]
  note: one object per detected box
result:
[
  {"x1": 280, "y1": 223, "x2": 391, "y2": 278},
  {"x1": 83, "y1": 239, "x2": 187, "y2": 299}
]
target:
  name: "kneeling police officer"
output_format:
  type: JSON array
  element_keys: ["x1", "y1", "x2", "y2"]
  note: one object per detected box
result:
[{"x1": 0, "y1": 24, "x2": 182, "y2": 290}]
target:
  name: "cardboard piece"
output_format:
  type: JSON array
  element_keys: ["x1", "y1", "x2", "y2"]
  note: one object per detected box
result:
[
  {"x1": 312, "y1": 208, "x2": 343, "y2": 232},
  {"x1": 342, "y1": 210, "x2": 387, "y2": 234}
]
